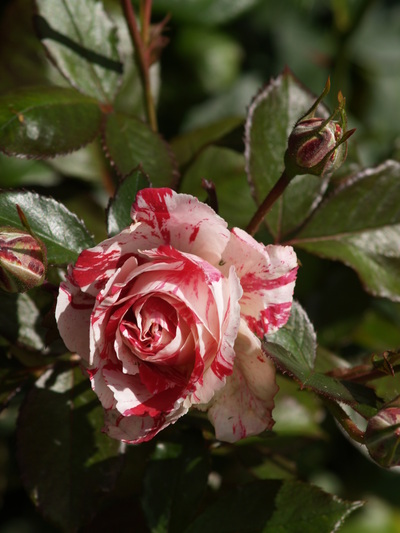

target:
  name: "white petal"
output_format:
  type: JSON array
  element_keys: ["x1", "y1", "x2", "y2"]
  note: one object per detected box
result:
[
  {"x1": 132, "y1": 188, "x2": 231, "y2": 265},
  {"x1": 206, "y1": 319, "x2": 279, "y2": 442},
  {"x1": 55, "y1": 276, "x2": 94, "y2": 362},
  {"x1": 221, "y1": 228, "x2": 298, "y2": 336},
  {"x1": 103, "y1": 401, "x2": 188, "y2": 444}
]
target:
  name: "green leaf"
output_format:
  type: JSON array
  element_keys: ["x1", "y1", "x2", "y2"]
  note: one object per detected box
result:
[
  {"x1": 175, "y1": 27, "x2": 242, "y2": 93},
  {"x1": 264, "y1": 302, "x2": 379, "y2": 416},
  {"x1": 45, "y1": 141, "x2": 105, "y2": 182},
  {"x1": 142, "y1": 430, "x2": 209, "y2": 533},
  {"x1": 185, "y1": 480, "x2": 278, "y2": 533},
  {"x1": 268, "y1": 300, "x2": 317, "y2": 376},
  {"x1": 0, "y1": 87, "x2": 102, "y2": 158},
  {"x1": 152, "y1": 0, "x2": 259, "y2": 25},
  {"x1": 0, "y1": 190, "x2": 95, "y2": 264},
  {"x1": 288, "y1": 160, "x2": 400, "y2": 301},
  {"x1": 0, "y1": 0, "x2": 52, "y2": 93},
  {"x1": 107, "y1": 169, "x2": 150, "y2": 236},
  {"x1": 180, "y1": 146, "x2": 255, "y2": 229},
  {"x1": 245, "y1": 69, "x2": 330, "y2": 240},
  {"x1": 17, "y1": 364, "x2": 124, "y2": 532},
  {"x1": 103, "y1": 112, "x2": 179, "y2": 186},
  {"x1": 171, "y1": 116, "x2": 243, "y2": 168},
  {"x1": 0, "y1": 154, "x2": 59, "y2": 188},
  {"x1": 261, "y1": 481, "x2": 363, "y2": 533},
  {"x1": 185, "y1": 480, "x2": 361, "y2": 533},
  {"x1": 0, "y1": 353, "x2": 33, "y2": 410},
  {"x1": 0, "y1": 289, "x2": 49, "y2": 352},
  {"x1": 35, "y1": 0, "x2": 122, "y2": 102}
]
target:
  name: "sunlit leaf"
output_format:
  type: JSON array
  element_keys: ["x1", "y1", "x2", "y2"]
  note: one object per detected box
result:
[
  {"x1": 0, "y1": 190, "x2": 95, "y2": 264},
  {"x1": 265, "y1": 302, "x2": 380, "y2": 416},
  {"x1": 35, "y1": 0, "x2": 122, "y2": 102},
  {"x1": 0, "y1": 87, "x2": 102, "y2": 158},
  {"x1": 103, "y1": 112, "x2": 178, "y2": 186},
  {"x1": 289, "y1": 160, "x2": 400, "y2": 301}
]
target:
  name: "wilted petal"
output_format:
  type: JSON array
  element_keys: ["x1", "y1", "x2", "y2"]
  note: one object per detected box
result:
[{"x1": 207, "y1": 319, "x2": 278, "y2": 442}]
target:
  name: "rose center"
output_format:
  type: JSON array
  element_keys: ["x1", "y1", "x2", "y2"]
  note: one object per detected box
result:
[{"x1": 120, "y1": 295, "x2": 178, "y2": 359}]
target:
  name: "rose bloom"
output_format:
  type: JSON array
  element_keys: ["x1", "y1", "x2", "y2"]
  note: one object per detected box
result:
[{"x1": 56, "y1": 188, "x2": 297, "y2": 444}]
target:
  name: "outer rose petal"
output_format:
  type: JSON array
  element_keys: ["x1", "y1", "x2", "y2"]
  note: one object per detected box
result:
[
  {"x1": 131, "y1": 188, "x2": 231, "y2": 265},
  {"x1": 70, "y1": 226, "x2": 140, "y2": 296},
  {"x1": 220, "y1": 228, "x2": 298, "y2": 337},
  {"x1": 103, "y1": 400, "x2": 188, "y2": 444},
  {"x1": 55, "y1": 267, "x2": 94, "y2": 362},
  {"x1": 206, "y1": 319, "x2": 279, "y2": 443}
]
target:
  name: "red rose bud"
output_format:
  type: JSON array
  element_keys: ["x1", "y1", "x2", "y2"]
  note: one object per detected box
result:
[
  {"x1": 365, "y1": 407, "x2": 400, "y2": 468},
  {"x1": 284, "y1": 78, "x2": 355, "y2": 178},
  {"x1": 0, "y1": 227, "x2": 46, "y2": 293}
]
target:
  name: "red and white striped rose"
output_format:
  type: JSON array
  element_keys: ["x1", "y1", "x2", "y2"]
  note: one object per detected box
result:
[{"x1": 56, "y1": 188, "x2": 297, "y2": 443}]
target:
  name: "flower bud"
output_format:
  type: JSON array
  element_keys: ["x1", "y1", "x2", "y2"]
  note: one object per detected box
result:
[
  {"x1": 0, "y1": 227, "x2": 46, "y2": 293},
  {"x1": 365, "y1": 407, "x2": 400, "y2": 468},
  {"x1": 284, "y1": 78, "x2": 355, "y2": 178}
]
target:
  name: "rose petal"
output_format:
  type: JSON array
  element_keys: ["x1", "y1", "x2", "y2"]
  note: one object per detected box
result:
[
  {"x1": 55, "y1": 268, "x2": 94, "y2": 362},
  {"x1": 206, "y1": 319, "x2": 279, "y2": 442},
  {"x1": 132, "y1": 188, "x2": 231, "y2": 265},
  {"x1": 71, "y1": 226, "x2": 140, "y2": 296},
  {"x1": 190, "y1": 265, "x2": 243, "y2": 405},
  {"x1": 103, "y1": 365, "x2": 186, "y2": 418},
  {"x1": 89, "y1": 364, "x2": 116, "y2": 410},
  {"x1": 126, "y1": 247, "x2": 226, "y2": 343},
  {"x1": 220, "y1": 228, "x2": 298, "y2": 337},
  {"x1": 103, "y1": 402, "x2": 188, "y2": 444}
]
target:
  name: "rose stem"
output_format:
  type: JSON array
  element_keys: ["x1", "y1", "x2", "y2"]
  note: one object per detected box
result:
[
  {"x1": 121, "y1": 0, "x2": 158, "y2": 132},
  {"x1": 326, "y1": 363, "x2": 400, "y2": 384},
  {"x1": 323, "y1": 398, "x2": 365, "y2": 444},
  {"x1": 246, "y1": 169, "x2": 292, "y2": 237}
]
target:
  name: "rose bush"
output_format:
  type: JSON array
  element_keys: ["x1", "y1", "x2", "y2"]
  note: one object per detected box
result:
[{"x1": 56, "y1": 188, "x2": 297, "y2": 443}]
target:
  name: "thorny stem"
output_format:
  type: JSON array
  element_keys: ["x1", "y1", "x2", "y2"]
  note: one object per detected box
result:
[
  {"x1": 326, "y1": 352, "x2": 400, "y2": 384},
  {"x1": 323, "y1": 398, "x2": 365, "y2": 444},
  {"x1": 246, "y1": 169, "x2": 293, "y2": 237},
  {"x1": 121, "y1": 0, "x2": 158, "y2": 132}
]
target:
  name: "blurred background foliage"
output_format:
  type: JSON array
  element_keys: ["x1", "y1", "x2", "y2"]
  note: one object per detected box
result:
[{"x1": 1, "y1": 0, "x2": 400, "y2": 531}]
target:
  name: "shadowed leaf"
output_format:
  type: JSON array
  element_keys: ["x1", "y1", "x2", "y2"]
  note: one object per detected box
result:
[{"x1": 17, "y1": 364, "x2": 124, "y2": 532}]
